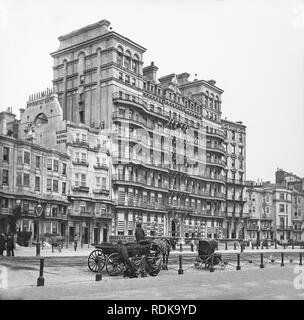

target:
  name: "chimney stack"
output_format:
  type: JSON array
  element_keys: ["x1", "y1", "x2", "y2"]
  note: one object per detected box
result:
[{"x1": 143, "y1": 61, "x2": 158, "y2": 82}]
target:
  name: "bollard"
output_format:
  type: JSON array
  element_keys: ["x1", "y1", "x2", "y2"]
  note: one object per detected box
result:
[
  {"x1": 52, "y1": 243, "x2": 54, "y2": 253},
  {"x1": 292, "y1": 241, "x2": 294, "y2": 250},
  {"x1": 275, "y1": 241, "x2": 277, "y2": 250},
  {"x1": 66, "y1": 239, "x2": 68, "y2": 249},
  {"x1": 284, "y1": 243, "x2": 286, "y2": 250},
  {"x1": 234, "y1": 242, "x2": 237, "y2": 250},
  {"x1": 58, "y1": 244, "x2": 61, "y2": 253},
  {"x1": 225, "y1": 242, "x2": 228, "y2": 250},
  {"x1": 178, "y1": 255, "x2": 183, "y2": 275},
  {"x1": 36, "y1": 242, "x2": 40, "y2": 257},
  {"x1": 210, "y1": 254, "x2": 215, "y2": 273},
  {"x1": 251, "y1": 243, "x2": 254, "y2": 250},
  {"x1": 266, "y1": 241, "x2": 268, "y2": 250},
  {"x1": 180, "y1": 243, "x2": 183, "y2": 252},
  {"x1": 260, "y1": 253, "x2": 264, "y2": 268},
  {"x1": 81, "y1": 241, "x2": 83, "y2": 249},
  {"x1": 95, "y1": 257, "x2": 102, "y2": 281},
  {"x1": 190, "y1": 244, "x2": 194, "y2": 252},
  {"x1": 236, "y1": 253, "x2": 241, "y2": 271},
  {"x1": 41, "y1": 239, "x2": 44, "y2": 250},
  {"x1": 281, "y1": 252, "x2": 284, "y2": 267},
  {"x1": 299, "y1": 253, "x2": 303, "y2": 266},
  {"x1": 37, "y1": 258, "x2": 45, "y2": 287},
  {"x1": 261, "y1": 243, "x2": 264, "y2": 250}
]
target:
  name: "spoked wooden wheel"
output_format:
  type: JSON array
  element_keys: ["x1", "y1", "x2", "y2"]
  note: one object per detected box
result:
[
  {"x1": 88, "y1": 249, "x2": 105, "y2": 272},
  {"x1": 106, "y1": 252, "x2": 125, "y2": 276}
]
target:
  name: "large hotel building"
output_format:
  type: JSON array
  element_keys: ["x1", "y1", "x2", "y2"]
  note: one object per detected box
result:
[{"x1": 0, "y1": 19, "x2": 248, "y2": 243}]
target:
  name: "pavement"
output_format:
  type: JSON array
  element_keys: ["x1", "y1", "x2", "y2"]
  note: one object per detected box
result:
[
  {"x1": 1, "y1": 243, "x2": 304, "y2": 300},
  {"x1": 1, "y1": 264, "x2": 304, "y2": 300},
  {"x1": 5, "y1": 243, "x2": 304, "y2": 257}
]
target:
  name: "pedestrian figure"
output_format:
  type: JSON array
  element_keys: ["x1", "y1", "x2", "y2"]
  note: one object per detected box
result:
[
  {"x1": 0, "y1": 233, "x2": 5, "y2": 256},
  {"x1": 74, "y1": 234, "x2": 78, "y2": 251},
  {"x1": 117, "y1": 240, "x2": 137, "y2": 278},
  {"x1": 6, "y1": 233, "x2": 14, "y2": 257},
  {"x1": 135, "y1": 223, "x2": 145, "y2": 242}
]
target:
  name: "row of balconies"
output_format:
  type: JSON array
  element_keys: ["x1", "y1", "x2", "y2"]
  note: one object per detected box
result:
[{"x1": 71, "y1": 185, "x2": 110, "y2": 195}]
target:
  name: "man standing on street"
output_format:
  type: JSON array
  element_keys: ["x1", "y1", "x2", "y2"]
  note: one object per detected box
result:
[
  {"x1": 74, "y1": 234, "x2": 78, "y2": 251},
  {"x1": 0, "y1": 233, "x2": 5, "y2": 256},
  {"x1": 135, "y1": 223, "x2": 145, "y2": 242}
]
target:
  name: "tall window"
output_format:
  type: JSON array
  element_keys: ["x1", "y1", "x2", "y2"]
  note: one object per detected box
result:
[
  {"x1": 75, "y1": 173, "x2": 79, "y2": 187},
  {"x1": 96, "y1": 176, "x2": 101, "y2": 187},
  {"x1": 23, "y1": 173, "x2": 30, "y2": 186},
  {"x1": 53, "y1": 160, "x2": 59, "y2": 172},
  {"x1": 279, "y1": 204, "x2": 285, "y2": 212},
  {"x1": 47, "y1": 178, "x2": 52, "y2": 191},
  {"x1": 3, "y1": 147, "x2": 9, "y2": 161},
  {"x1": 47, "y1": 159, "x2": 52, "y2": 170},
  {"x1": 117, "y1": 47, "x2": 123, "y2": 66},
  {"x1": 81, "y1": 174, "x2": 86, "y2": 187},
  {"x1": 35, "y1": 176, "x2": 40, "y2": 191},
  {"x1": 2, "y1": 169, "x2": 8, "y2": 185},
  {"x1": 35, "y1": 156, "x2": 41, "y2": 169},
  {"x1": 279, "y1": 193, "x2": 285, "y2": 200},
  {"x1": 24, "y1": 151, "x2": 30, "y2": 164},
  {"x1": 62, "y1": 182, "x2": 66, "y2": 195},
  {"x1": 53, "y1": 179, "x2": 58, "y2": 192},
  {"x1": 62, "y1": 163, "x2": 67, "y2": 175},
  {"x1": 102, "y1": 177, "x2": 107, "y2": 189},
  {"x1": 16, "y1": 172, "x2": 22, "y2": 186},
  {"x1": 124, "y1": 52, "x2": 131, "y2": 69}
]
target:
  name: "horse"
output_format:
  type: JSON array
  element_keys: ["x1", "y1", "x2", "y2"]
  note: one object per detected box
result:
[{"x1": 150, "y1": 237, "x2": 177, "y2": 270}]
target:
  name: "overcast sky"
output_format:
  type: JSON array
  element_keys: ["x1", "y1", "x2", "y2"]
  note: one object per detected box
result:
[{"x1": 0, "y1": 0, "x2": 303, "y2": 182}]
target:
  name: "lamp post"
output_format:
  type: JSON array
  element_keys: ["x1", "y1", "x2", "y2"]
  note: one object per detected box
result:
[{"x1": 35, "y1": 203, "x2": 43, "y2": 256}]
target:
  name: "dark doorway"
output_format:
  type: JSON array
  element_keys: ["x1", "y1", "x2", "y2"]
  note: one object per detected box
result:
[
  {"x1": 94, "y1": 228, "x2": 100, "y2": 244},
  {"x1": 61, "y1": 223, "x2": 66, "y2": 237},
  {"x1": 69, "y1": 226, "x2": 75, "y2": 242},
  {"x1": 171, "y1": 220, "x2": 176, "y2": 237},
  {"x1": 84, "y1": 227, "x2": 89, "y2": 244},
  {"x1": 33, "y1": 222, "x2": 38, "y2": 241},
  {"x1": 103, "y1": 228, "x2": 108, "y2": 243}
]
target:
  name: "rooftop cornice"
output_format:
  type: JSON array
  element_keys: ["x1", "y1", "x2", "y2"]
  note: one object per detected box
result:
[
  {"x1": 58, "y1": 19, "x2": 111, "y2": 41},
  {"x1": 51, "y1": 31, "x2": 146, "y2": 58},
  {"x1": 179, "y1": 79, "x2": 224, "y2": 94}
]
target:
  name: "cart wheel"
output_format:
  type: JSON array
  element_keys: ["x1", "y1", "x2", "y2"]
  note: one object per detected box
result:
[
  {"x1": 106, "y1": 253, "x2": 125, "y2": 276},
  {"x1": 88, "y1": 249, "x2": 105, "y2": 272}
]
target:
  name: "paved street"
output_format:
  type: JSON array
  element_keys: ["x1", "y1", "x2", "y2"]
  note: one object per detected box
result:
[
  {"x1": 1, "y1": 264, "x2": 303, "y2": 300},
  {"x1": 1, "y1": 245, "x2": 304, "y2": 299}
]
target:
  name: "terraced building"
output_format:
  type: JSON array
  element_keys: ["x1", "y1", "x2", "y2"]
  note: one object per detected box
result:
[{"x1": 50, "y1": 19, "x2": 245, "y2": 239}]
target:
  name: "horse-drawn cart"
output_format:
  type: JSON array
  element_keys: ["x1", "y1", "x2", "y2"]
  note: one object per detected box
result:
[{"x1": 88, "y1": 239, "x2": 164, "y2": 277}]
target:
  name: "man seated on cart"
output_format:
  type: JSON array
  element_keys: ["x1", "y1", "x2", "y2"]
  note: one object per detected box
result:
[{"x1": 135, "y1": 223, "x2": 145, "y2": 243}]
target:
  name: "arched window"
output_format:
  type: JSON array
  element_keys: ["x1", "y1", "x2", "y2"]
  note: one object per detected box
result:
[
  {"x1": 117, "y1": 46, "x2": 123, "y2": 66},
  {"x1": 215, "y1": 95, "x2": 219, "y2": 110},
  {"x1": 209, "y1": 93, "x2": 214, "y2": 108},
  {"x1": 34, "y1": 113, "x2": 48, "y2": 126},
  {"x1": 124, "y1": 50, "x2": 131, "y2": 69},
  {"x1": 132, "y1": 54, "x2": 139, "y2": 73}
]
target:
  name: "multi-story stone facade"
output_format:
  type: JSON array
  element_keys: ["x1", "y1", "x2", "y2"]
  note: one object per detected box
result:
[
  {"x1": 0, "y1": 109, "x2": 70, "y2": 241},
  {"x1": 275, "y1": 169, "x2": 304, "y2": 241},
  {"x1": 243, "y1": 183, "x2": 274, "y2": 242},
  {"x1": 222, "y1": 119, "x2": 247, "y2": 239},
  {"x1": 49, "y1": 19, "x2": 245, "y2": 239},
  {"x1": 243, "y1": 169, "x2": 304, "y2": 243},
  {"x1": 18, "y1": 89, "x2": 112, "y2": 244}
]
